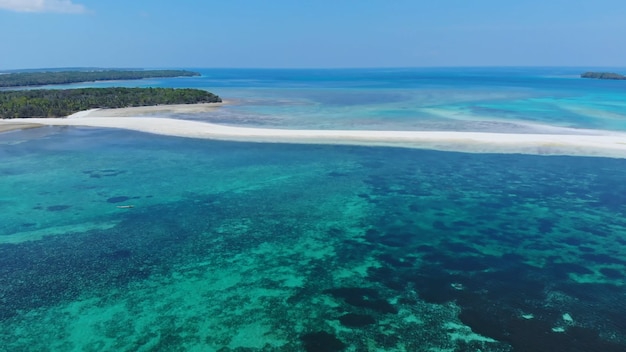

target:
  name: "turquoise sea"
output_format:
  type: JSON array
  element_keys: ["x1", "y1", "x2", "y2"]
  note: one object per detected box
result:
[{"x1": 1, "y1": 68, "x2": 626, "y2": 351}]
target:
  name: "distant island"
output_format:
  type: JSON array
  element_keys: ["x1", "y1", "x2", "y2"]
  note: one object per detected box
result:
[
  {"x1": 0, "y1": 87, "x2": 221, "y2": 118},
  {"x1": 581, "y1": 72, "x2": 626, "y2": 80},
  {"x1": 0, "y1": 70, "x2": 200, "y2": 88}
]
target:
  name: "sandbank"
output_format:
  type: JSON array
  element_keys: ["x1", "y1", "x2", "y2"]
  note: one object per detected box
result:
[
  {"x1": 81, "y1": 102, "x2": 227, "y2": 117},
  {"x1": 3, "y1": 110, "x2": 626, "y2": 158},
  {"x1": 0, "y1": 122, "x2": 43, "y2": 133}
]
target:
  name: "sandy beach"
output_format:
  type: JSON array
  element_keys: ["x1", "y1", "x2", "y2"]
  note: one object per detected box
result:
[
  {"x1": 2, "y1": 104, "x2": 626, "y2": 158},
  {"x1": 0, "y1": 123, "x2": 43, "y2": 133},
  {"x1": 74, "y1": 102, "x2": 227, "y2": 117}
]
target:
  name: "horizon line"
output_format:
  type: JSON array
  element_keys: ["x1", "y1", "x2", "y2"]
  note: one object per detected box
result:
[{"x1": 3, "y1": 65, "x2": 626, "y2": 73}]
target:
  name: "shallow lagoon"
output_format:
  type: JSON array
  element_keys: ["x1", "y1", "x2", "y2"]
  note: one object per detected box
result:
[
  {"x1": 44, "y1": 67, "x2": 626, "y2": 132},
  {"x1": 1, "y1": 126, "x2": 626, "y2": 351}
]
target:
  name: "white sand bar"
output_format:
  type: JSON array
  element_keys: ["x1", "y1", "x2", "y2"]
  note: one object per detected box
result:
[
  {"x1": 76, "y1": 102, "x2": 226, "y2": 117},
  {"x1": 3, "y1": 114, "x2": 626, "y2": 158}
]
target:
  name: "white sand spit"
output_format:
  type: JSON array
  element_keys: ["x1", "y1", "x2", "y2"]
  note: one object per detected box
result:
[{"x1": 3, "y1": 114, "x2": 626, "y2": 158}]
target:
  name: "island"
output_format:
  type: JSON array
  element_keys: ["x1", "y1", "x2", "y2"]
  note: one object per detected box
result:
[
  {"x1": 0, "y1": 87, "x2": 221, "y2": 118},
  {"x1": 0, "y1": 69, "x2": 200, "y2": 88},
  {"x1": 580, "y1": 72, "x2": 626, "y2": 80}
]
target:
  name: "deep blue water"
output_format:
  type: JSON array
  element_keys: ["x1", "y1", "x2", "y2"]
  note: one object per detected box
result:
[{"x1": 1, "y1": 68, "x2": 626, "y2": 351}]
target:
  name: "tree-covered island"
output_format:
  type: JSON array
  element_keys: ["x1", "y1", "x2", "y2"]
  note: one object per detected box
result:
[
  {"x1": 581, "y1": 72, "x2": 626, "y2": 80},
  {"x1": 0, "y1": 70, "x2": 200, "y2": 88},
  {"x1": 0, "y1": 88, "x2": 221, "y2": 118}
]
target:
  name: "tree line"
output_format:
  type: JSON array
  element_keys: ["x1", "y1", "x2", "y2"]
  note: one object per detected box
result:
[
  {"x1": 0, "y1": 70, "x2": 200, "y2": 88},
  {"x1": 0, "y1": 88, "x2": 221, "y2": 118}
]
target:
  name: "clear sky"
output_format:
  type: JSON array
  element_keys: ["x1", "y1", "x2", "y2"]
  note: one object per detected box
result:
[{"x1": 1, "y1": 0, "x2": 625, "y2": 69}]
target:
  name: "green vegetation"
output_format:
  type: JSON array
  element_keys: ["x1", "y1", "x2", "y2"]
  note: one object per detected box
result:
[
  {"x1": 0, "y1": 70, "x2": 200, "y2": 88},
  {"x1": 581, "y1": 72, "x2": 626, "y2": 80},
  {"x1": 0, "y1": 88, "x2": 221, "y2": 118}
]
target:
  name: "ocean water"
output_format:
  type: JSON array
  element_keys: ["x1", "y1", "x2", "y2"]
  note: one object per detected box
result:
[
  {"x1": 1, "y1": 68, "x2": 626, "y2": 351},
  {"x1": 51, "y1": 67, "x2": 626, "y2": 132}
]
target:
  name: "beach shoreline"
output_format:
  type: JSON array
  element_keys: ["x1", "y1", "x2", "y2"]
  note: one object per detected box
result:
[
  {"x1": 2, "y1": 103, "x2": 626, "y2": 158},
  {"x1": 79, "y1": 101, "x2": 228, "y2": 117},
  {"x1": 0, "y1": 123, "x2": 43, "y2": 133}
]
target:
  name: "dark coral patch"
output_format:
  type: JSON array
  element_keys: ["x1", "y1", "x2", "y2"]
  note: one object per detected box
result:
[
  {"x1": 47, "y1": 205, "x2": 71, "y2": 212},
  {"x1": 581, "y1": 253, "x2": 625, "y2": 265},
  {"x1": 461, "y1": 307, "x2": 626, "y2": 352},
  {"x1": 327, "y1": 171, "x2": 348, "y2": 177},
  {"x1": 107, "y1": 196, "x2": 130, "y2": 203},
  {"x1": 600, "y1": 268, "x2": 623, "y2": 279},
  {"x1": 442, "y1": 256, "x2": 490, "y2": 272},
  {"x1": 545, "y1": 262, "x2": 593, "y2": 279},
  {"x1": 409, "y1": 270, "x2": 463, "y2": 304},
  {"x1": 324, "y1": 287, "x2": 397, "y2": 314},
  {"x1": 103, "y1": 249, "x2": 132, "y2": 260},
  {"x1": 378, "y1": 232, "x2": 414, "y2": 247},
  {"x1": 300, "y1": 331, "x2": 346, "y2": 352},
  {"x1": 432, "y1": 220, "x2": 448, "y2": 230},
  {"x1": 367, "y1": 266, "x2": 407, "y2": 291},
  {"x1": 563, "y1": 236, "x2": 586, "y2": 246},
  {"x1": 338, "y1": 313, "x2": 376, "y2": 328},
  {"x1": 378, "y1": 253, "x2": 414, "y2": 268},
  {"x1": 444, "y1": 242, "x2": 481, "y2": 254}
]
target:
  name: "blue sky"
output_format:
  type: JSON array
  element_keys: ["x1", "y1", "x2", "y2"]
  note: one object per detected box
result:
[{"x1": 1, "y1": 0, "x2": 625, "y2": 69}]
